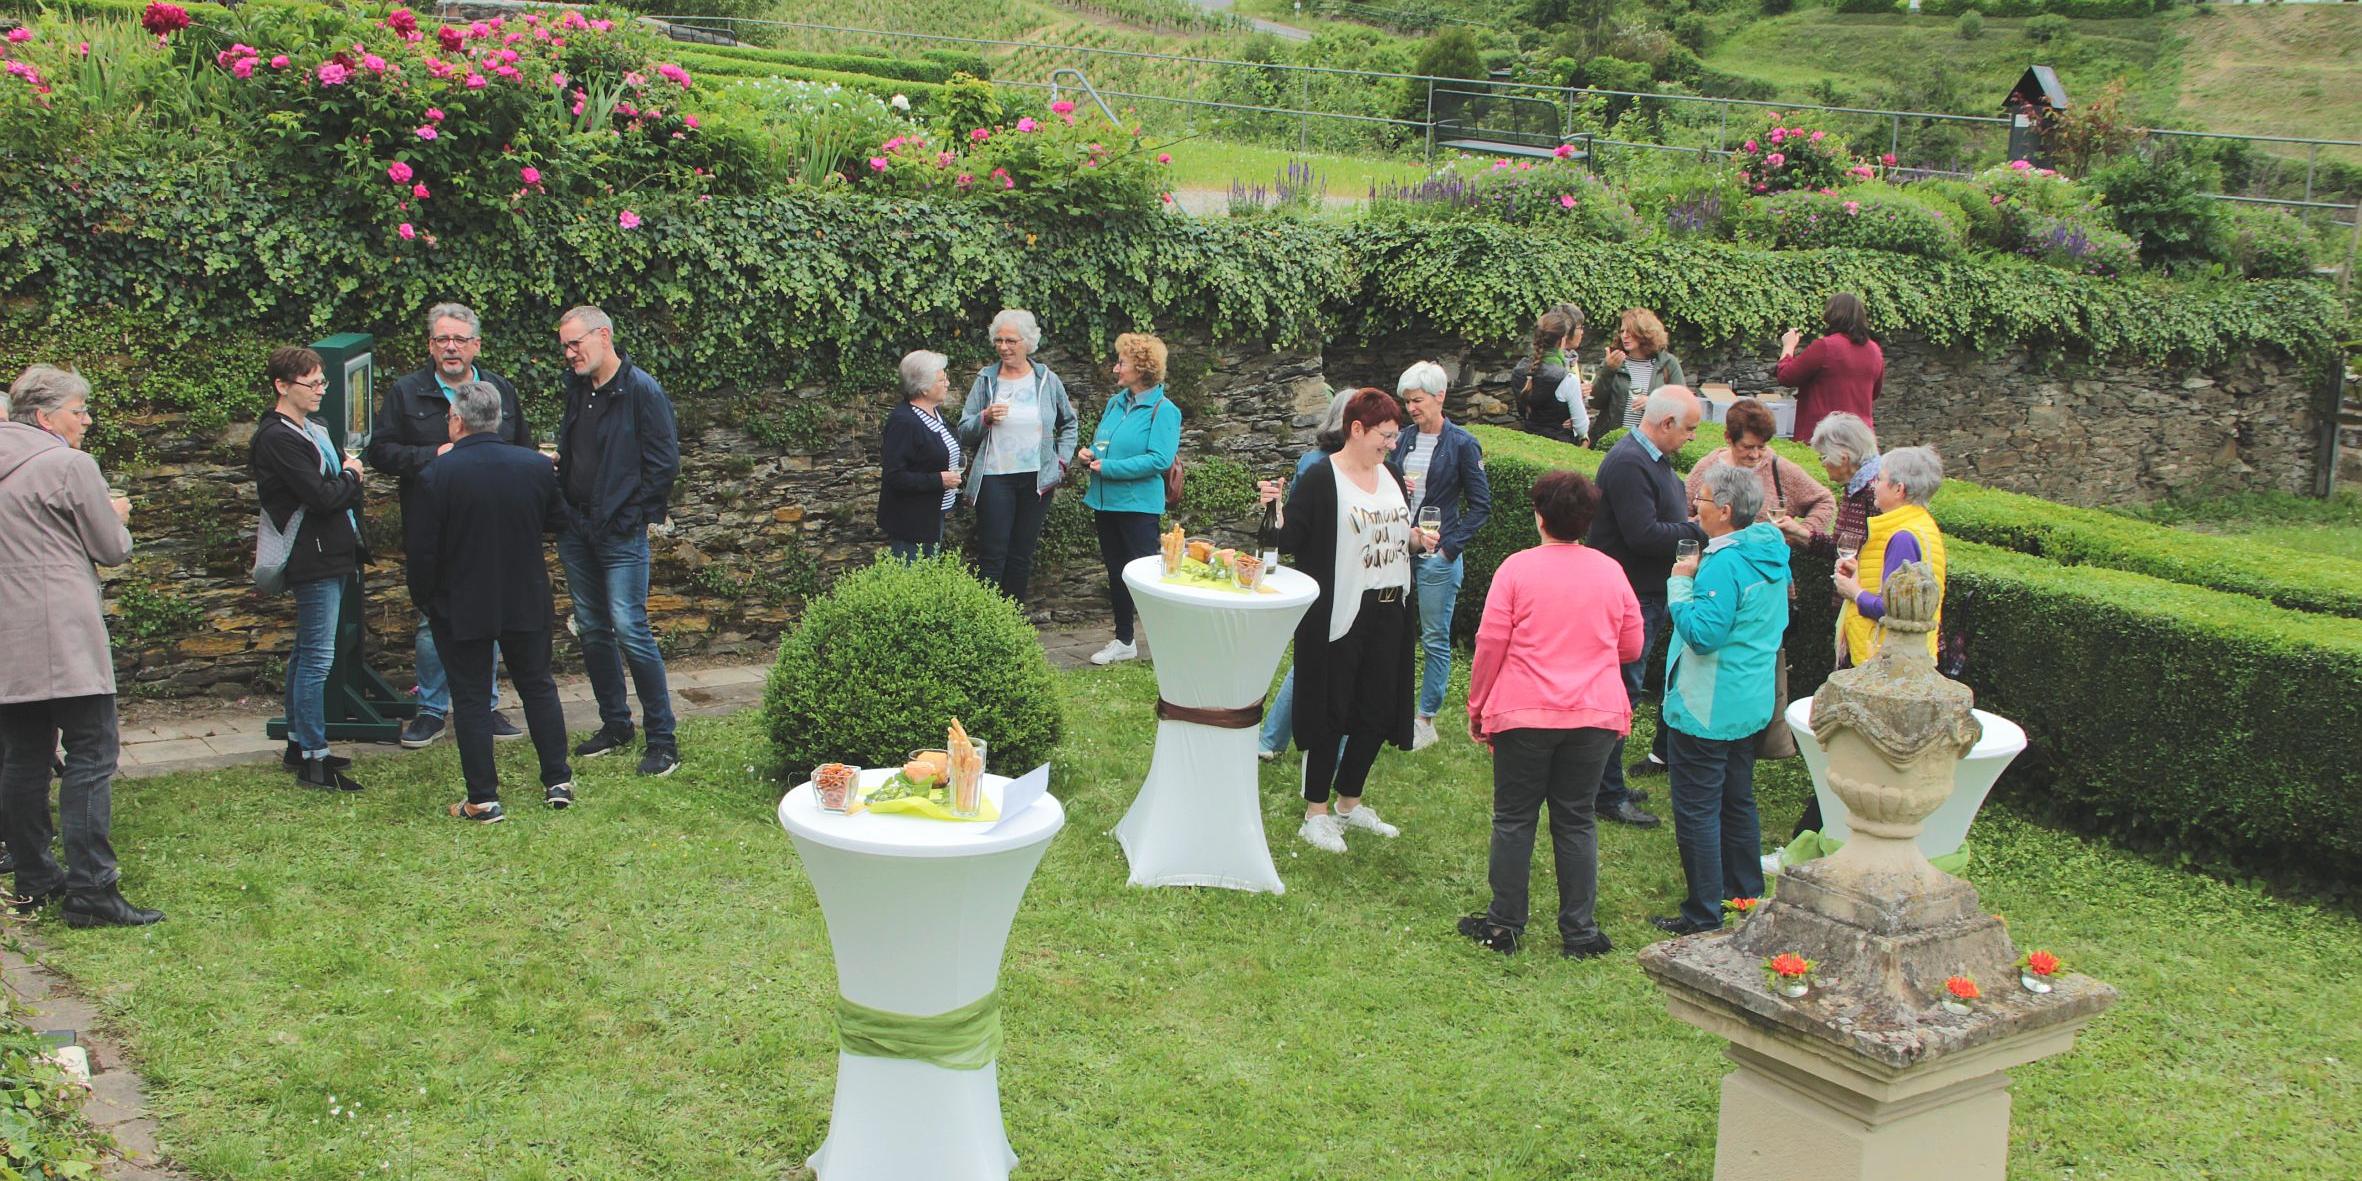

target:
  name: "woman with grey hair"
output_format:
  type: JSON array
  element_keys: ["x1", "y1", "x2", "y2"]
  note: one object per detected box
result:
[
  {"x1": 1257, "y1": 386, "x2": 1359, "y2": 760},
  {"x1": 1831, "y1": 444, "x2": 1945, "y2": 669},
  {"x1": 1775, "y1": 412, "x2": 1881, "y2": 566},
  {"x1": 0, "y1": 365, "x2": 162, "y2": 927},
  {"x1": 877, "y1": 349, "x2": 963, "y2": 560},
  {"x1": 958, "y1": 309, "x2": 1078, "y2": 605}
]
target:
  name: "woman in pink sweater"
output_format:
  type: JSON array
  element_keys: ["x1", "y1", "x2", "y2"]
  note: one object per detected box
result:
[{"x1": 1459, "y1": 470, "x2": 1644, "y2": 960}]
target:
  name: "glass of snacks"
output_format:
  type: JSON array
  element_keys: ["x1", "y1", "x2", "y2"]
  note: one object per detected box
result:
[{"x1": 813, "y1": 763, "x2": 859, "y2": 813}]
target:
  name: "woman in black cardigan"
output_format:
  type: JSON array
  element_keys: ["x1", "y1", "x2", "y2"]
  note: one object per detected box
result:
[
  {"x1": 1256, "y1": 387, "x2": 1434, "y2": 854},
  {"x1": 877, "y1": 349, "x2": 964, "y2": 559}
]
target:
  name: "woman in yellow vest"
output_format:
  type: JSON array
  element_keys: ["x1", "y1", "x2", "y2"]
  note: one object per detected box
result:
[{"x1": 1830, "y1": 446, "x2": 1946, "y2": 665}]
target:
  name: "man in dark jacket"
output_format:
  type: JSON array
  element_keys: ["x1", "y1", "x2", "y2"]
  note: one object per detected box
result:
[
  {"x1": 367, "y1": 303, "x2": 535, "y2": 751},
  {"x1": 1390, "y1": 362, "x2": 1491, "y2": 751},
  {"x1": 406, "y1": 381, "x2": 575, "y2": 821},
  {"x1": 1585, "y1": 385, "x2": 1706, "y2": 828},
  {"x1": 552, "y1": 305, "x2": 681, "y2": 777}
]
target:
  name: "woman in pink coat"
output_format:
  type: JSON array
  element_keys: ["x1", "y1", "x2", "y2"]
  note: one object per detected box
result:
[{"x1": 1460, "y1": 470, "x2": 1643, "y2": 960}]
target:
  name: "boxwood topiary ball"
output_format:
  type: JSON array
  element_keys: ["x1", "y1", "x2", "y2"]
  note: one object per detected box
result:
[{"x1": 763, "y1": 554, "x2": 1064, "y2": 782}]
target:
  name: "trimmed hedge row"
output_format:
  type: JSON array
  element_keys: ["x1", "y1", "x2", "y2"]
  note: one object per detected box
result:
[
  {"x1": 1455, "y1": 426, "x2": 2362, "y2": 884},
  {"x1": 680, "y1": 52, "x2": 947, "y2": 103},
  {"x1": 675, "y1": 42, "x2": 956, "y2": 85}
]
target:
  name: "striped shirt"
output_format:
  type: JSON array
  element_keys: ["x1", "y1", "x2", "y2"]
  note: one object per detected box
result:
[
  {"x1": 1620, "y1": 357, "x2": 1657, "y2": 431},
  {"x1": 916, "y1": 405, "x2": 962, "y2": 512}
]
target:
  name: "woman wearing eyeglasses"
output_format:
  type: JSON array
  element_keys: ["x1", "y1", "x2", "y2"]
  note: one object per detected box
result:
[
  {"x1": 1256, "y1": 387, "x2": 1434, "y2": 854},
  {"x1": 250, "y1": 346, "x2": 368, "y2": 792}
]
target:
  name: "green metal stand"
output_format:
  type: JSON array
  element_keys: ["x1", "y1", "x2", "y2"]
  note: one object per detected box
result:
[{"x1": 265, "y1": 570, "x2": 418, "y2": 744}]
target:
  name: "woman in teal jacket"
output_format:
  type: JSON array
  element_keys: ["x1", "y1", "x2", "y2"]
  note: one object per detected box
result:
[
  {"x1": 1653, "y1": 463, "x2": 1791, "y2": 936},
  {"x1": 1078, "y1": 332, "x2": 1181, "y2": 665}
]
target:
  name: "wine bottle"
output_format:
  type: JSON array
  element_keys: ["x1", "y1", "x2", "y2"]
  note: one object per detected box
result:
[{"x1": 1258, "y1": 488, "x2": 1281, "y2": 571}]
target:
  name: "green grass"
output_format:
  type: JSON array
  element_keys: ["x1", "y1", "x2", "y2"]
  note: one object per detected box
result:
[
  {"x1": 1161, "y1": 138, "x2": 1428, "y2": 193},
  {"x1": 2116, "y1": 488, "x2": 2362, "y2": 564},
  {"x1": 2174, "y1": 4, "x2": 2362, "y2": 169},
  {"x1": 28, "y1": 665, "x2": 2362, "y2": 1178}
]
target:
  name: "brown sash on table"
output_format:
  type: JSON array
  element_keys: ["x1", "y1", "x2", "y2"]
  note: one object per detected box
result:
[{"x1": 1156, "y1": 697, "x2": 1267, "y2": 729}]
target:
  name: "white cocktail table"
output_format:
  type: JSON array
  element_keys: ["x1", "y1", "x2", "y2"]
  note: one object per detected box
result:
[
  {"x1": 1114, "y1": 554, "x2": 1317, "y2": 893},
  {"x1": 1784, "y1": 697, "x2": 2027, "y2": 861},
  {"x1": 779, "y1": 770, "x2": 1065, "y2": 1180}
]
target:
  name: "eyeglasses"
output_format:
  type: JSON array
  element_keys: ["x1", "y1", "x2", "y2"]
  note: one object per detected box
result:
[
  {"x1": 558, "y1": 328, "x2": 604, "y2": 355},
  {"x1": 285, "y1": 376, "x2": 328, "y2": 391},
  {"x1": 430, "y1": 334, "x2": 479, "y2": 347},
  {"x1": 991, "y1": 336, "x2": 1025, "y2": 345}
]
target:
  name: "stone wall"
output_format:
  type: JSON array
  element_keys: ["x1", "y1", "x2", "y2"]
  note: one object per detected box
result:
[{"x1": 99, "y1": 325, "x2": 2326, "y2": 698}]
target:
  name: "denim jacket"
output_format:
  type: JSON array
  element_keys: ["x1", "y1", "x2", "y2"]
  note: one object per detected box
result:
[{"x1": 1389, "y1": 419, "x2": 1492, "y2": 562}]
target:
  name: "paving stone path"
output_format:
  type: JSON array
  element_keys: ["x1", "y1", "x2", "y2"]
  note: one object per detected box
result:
[{"x1": 3, "y1": 624, "x2": 1142, "y2": 1176}]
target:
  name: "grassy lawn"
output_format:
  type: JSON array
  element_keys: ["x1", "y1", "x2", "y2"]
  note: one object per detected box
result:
[
  {"x1": 1159, "y1": 137, "x2": 1428, "y2": 195},
  {"x1": 2117, "y1": 488, "x2": 2362, "y2": 564},
  {"x1": 26, "y1": 662, "x2": 2362, "y2": 1178},
  {"x1": 2173, "y1": 4, "x2": 2362, "y2": 168}
]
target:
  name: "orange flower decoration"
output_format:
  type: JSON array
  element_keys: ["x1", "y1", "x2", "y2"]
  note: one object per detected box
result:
[
  {"x1": 1769, "y1": 953, "x2": 1810, "y2": 978},
  {"x1": 1945, "y1": 975, "x2": 1981, "y2": 1001},
  {"x1": 1724, "y1": 897, "x2": 1760, "y2": 917},
  {"x1": 2023, "y1": 950, "x2": 2060, "y2": 977}
]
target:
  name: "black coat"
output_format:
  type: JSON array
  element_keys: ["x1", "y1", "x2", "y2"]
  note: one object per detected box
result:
[
  {"x1": 1586, "y1": 431, "x2": 1706, "y2": 598},
  {"x1": 1271, "y1": 455, "x2": 1416, "y2": 753},
  {"x1": 877, "y1": 401, "x2": 957, "y2": 544},
  {"x1": 555, "y1": 349, "x2": 678, "y2": 539},
  {"x1": 404, "y1": 433, "x2": 564, "y2": 642},
  {"x1": 249, "y1": 410, "x2": 366, "y2": 587},
  {"x1": 364, "y1": 366, "x2": 533, "y2": 526}
]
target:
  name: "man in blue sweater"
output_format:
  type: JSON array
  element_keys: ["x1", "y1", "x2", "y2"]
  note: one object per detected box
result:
[{"x1": 1584, "y1": 386, "x2": 1706, "y2": 828}]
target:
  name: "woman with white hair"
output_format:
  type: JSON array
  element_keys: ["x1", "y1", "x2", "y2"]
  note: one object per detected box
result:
[
  {"x1": 0, "y1": 365, "x2": 161, "y2": 927},
  {"x1": 1391, "y1": 359, "x2": 1491, "y2": 750},
  {"x1": 877, "y1": 349, "x2": 963, "y2": 560},
  {"x1": 1831, "y1": 444, "x2": 1946, "y2": 668},
  {"x1": 958, "y1": 309, "x2": 1078, "y2": 606},
  {"x1": 1775, "y1": 412, "x2": 1881, "y2": 568}
]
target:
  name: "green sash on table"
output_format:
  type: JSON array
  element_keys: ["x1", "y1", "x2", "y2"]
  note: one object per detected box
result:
[
  {"x1": 836, "y1": 990, "x2": 1003, "y2": 1071},
  {"x1": 1781, "y1": 830, "x2": 1973, "y2": 875}
]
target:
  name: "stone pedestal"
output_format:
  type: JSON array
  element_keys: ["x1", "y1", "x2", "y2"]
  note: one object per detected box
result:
[{"x1": 1641, "y1": 562, "x2": 2115, "y2": 1180}]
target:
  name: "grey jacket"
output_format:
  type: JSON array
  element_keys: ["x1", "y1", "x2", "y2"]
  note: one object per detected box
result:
[
  {"x1": 0, "y1": 422, "x2": 132, "y2": 702},
  {"x1": 956, "y1": 360, "x2": 1079, "y2": 505}
]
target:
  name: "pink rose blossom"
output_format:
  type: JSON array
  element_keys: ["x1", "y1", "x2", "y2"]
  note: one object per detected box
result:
[
  {"x1": 1769, "y1": 128, "x2": 1785, "y2": 144},
  {"x1": 413, "y1": 183, "x2": 431, "y2": 198},
  {"x1": 425, "y1": 107, "x2": 445, "y2": 122},
  {"x1": 1843, "y1": 201, "x2": 1860, "y2": 215},
  {"x1": 938, "y1": 151, "x2": 955, "y2": 167},
  {"x1": 416, "y1": 125, "x2": 438, "y2": 140},
  {"x1": 231, "y1": 59, "x2": 254, "y2": 79},
  {"x1": 970, "y1": 127, "x2": 991, "y2": 143},
  {"x1": 559, "y1": 12, "x2": 586, "y2": 30},
  {"x1": 2010, "y1": 159, "x2": 2033, "y2": 171},
  {"x1": 1015, "y1": 117, "x2": 1038, "y2": 133},
  {"x1": 657, "y1": 63, "x2": 691, "y2": 88},
  {"x1": 439, "y1": 25, "x2": 465, "y2": 51},
  {"x1": 868, "y1": 157, "x2": 888, "y2": 172},
  {"x1": 270, "y1": 54, "x2": 289, "y2": 68},
  {"x1": 1764, "y1": 152, "x2": 1785, "y2": 168},
  {"x1": 465, "y1": 73, "x2": 487, "y2": 89},
  {"x1": 362, "y1": 54, "x2": 387, "y2": 72},
  {"x1": 1881, "y1": 152, "x2": 1897, "y2": 166},
  {"x1": 1003, "y1": 176, "x2": 1015, "y2": 190},
  {"x1": 7, "y1": 27, "x2": 32, "y2": 44},
  {"x1": 1050, "y1": 100, "x2": 1075, "y2": 115},
  {"x1": 550, "y1": 71, "x2": 567, "y2": 88},
  {"x1": 684, "y1": 115, "x2": 699, "y2": 130},
  {"x1": 316, "y1": 62, "x2": 351, "y2": 86},
  {"x1": 956, "y1": 173, "x2": 974, "y2": 189},
  {"x1": 494, "y1": 65, "x2": 519, "y2": 80},
  {"x1": 387, "y1": 161, "x2": 413, "y2": 183},
  {"x1": 1810, "y1": 130, "x2": 1825, "y2": 143},
  {"x1": 617, "y1": 209, "x2": 641, "y2": 229},
  {"x1": 1156, "y1": 153, "x2": 1171, "y2": 164},
  {"x1": 1553, "y1": 143, "x2": 1576, "y2": 159},
  {"x1": 398, "y1": 223, "x2": 416, "y2": 240},
  {"x1": 1559, "y1": 195, "x2": 1576, "y2": 209},
  {"x1": 590, "y1": 18, "x2": 612, "y2": 31},
  {"x1": 520, "y1": 166, "x2": 541, "y2": 185},
  {"x1": 80, "y1": 42, "x2": 92, "y2": 56},
  {"x1": 1742, "y1": 139, "x2": 1758, "y2": 152}
]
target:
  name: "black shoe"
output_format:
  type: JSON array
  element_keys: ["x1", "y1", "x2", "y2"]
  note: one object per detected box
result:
[
  {"x1": 1625, "y1": 786, "x2": 1651, "y2": 806},
  {"x1": 574, "y1": 727, "x2": 634, "y2": 758},
  {"x1": 1649, "y1": 915, "x2": 1720, "y2": 936},
  {"x1": 545, "y1": 782, "x2": 575, "y2": 810},
  {"x1": 448, "y1": 800, "x2": 507, "y2": 824},
  {"x1": 1562, "y1": 933, "x2": 1615, "y2": 960},
  {"x1": 399, "y1": 714, "x2": 447, "y2": 749},
  {"x1": 1456, "y1": 913, "x2": 1520, "y2": 955},
  {"x1": 637, "y1": 748, "x2": 680, "y2": 778},
  {"x1": 1602, "y1": 801, "x2": 1661, "y2": 828},
  {"x1": 282, "y1": 743, "x2": 352, "y2": 772},
  {"x1": 0, "y1": 848, "x2": 13, "y2": 875},
  {"x1": 296, "y1": 757, "x2": 364, "y2": 793},
  {"x1": 62, "y1": 885, "x2": 164, "y2": 929},
  {"x1": 489, "y1": 712, "x2": 524, "y2": 742},
  {"x1": 1627, "y1": 756, "x2": 1668, "y2": 778},
  {"x1": 7, "y1": 884, "x2": 63, "y2": 917}
]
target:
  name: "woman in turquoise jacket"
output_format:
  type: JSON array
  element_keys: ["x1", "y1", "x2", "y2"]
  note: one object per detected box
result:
[
  {"x1": 1653, "y1": 463, "x2": 1791, "y2": 936},
  {"x1": 1078, "y1": 332, "x2": 1182, "y2": 665}
]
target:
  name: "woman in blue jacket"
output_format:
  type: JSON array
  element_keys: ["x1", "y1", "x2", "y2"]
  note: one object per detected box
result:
[{"x1": 1077, "y1": 333, "x2": 1181, "y2": 665}]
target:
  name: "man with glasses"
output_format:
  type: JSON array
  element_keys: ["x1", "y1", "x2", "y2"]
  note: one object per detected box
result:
[
  {"x1": 368, "y1": 303, "x2": 535, "y2": 750},
  {"x1": 552, "y1": 306, "x2": 681, "y2": 777},
  {"x1": 1584, "y1": 385, "x2": 1707, "y2": 830}
]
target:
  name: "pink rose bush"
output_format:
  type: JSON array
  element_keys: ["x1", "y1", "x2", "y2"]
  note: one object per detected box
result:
[
  {"x1": 1729, "y1": 116, "x2": 1861, "y2": 195},
  {"x1": 837, "y1": 100, "x2": 1169, "y2": 218}
]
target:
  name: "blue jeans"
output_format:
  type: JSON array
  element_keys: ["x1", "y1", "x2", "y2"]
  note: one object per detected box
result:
[
  {"x1": 1595, "y1": 594, "x2": 1669, "y2": 809},
  {"x1": 1260, "y1": 667, "x2": 1296, "y2": 754},
  {"x1": 1666, "y1": 727, "x2": 1766, "y2": 929},
  {"x1": 285, "y1": 575, "x2": 343, "y2": 756},
  {"x1": 414, "y1": 610, "x2": 498, "y2": 719},
  {"x1": 972, "y1": 472, "x2": 1053, "y2": 604},
  {"x1": 557, "y1": 529, "x2": 676, "y2": 750},
  {"x1": 1413, "y1": 552, "x2": 1463, "y2": 719}
]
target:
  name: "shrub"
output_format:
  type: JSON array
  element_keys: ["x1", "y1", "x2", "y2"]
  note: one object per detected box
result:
[
  {"x1": 1730, "y1": 116, "x2": 1863, "y2": 196},
  {"x1": 2223, "y1": 205, "x2": 2318, "y2": 280},
  {"x1": 1671, "y1": 12, "x2": 1710, "y2": 51},
  {"x1": 763, "y1": 555, "x2": 1064, "y2": 779},
  {"x1": 0, "y1": 1014, "x2": 109, "y2": 1175},
  {"x1": 1731, "y1": 185, "x2": 1967, "y2": 258},
  {"x1": 2089, "y1": 154, "x2": 2227, "y2": 273},
  {"x1": 933, "y1": 72, "x2": 1003, "y2": 140},
  {"x1": 2024, "y1": 12, "x2": 2071, "y2": 41},
  {"x1": 846, "y1": 99, "x2": 1168, "y2": 221},
  {"x1": 1955, "y1": 10, "x2": 1985, "y2": 39},
  {"x1": 1833, "y1": 0, "x2": 1900, "y2": 12},
  {"x1": 1370, "y1": 155, "x2": 1646, "y2": 239},
  {"x1": 1581, "y1": 54, "x2": 1653, "y2": 96},
  {"x1": 2013, "y1": 211, "x2": 2138, "y2": 275},
  {"x1": 2049, "y1": 0, "x2": 2152, "y2": 15}
]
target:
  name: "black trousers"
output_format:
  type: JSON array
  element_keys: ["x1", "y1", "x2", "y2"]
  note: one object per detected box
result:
[
  {"x1": 0, "y1": 694, "x2": 119, "y2": 895},
  {"x1": 1094, "y1": 509, "x2": 1161, "y2": 643},
  {"x1": 1486, "y1": 726, "x2": 1617, "y2": 944},
  {"x1": 429, "y1": 622, "x2": 573, "y2": 805},
  {"x1": 974, "y1": 473, "x2": 1054, "y2": 605}
]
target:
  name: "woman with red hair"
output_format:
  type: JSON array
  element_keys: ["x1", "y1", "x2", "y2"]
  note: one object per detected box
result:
[{"x1": 1257, "y1": 388, "x2": 1434, "y2": 854}]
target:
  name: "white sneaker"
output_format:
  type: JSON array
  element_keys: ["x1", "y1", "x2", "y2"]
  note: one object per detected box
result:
[
  {"x1": 1298, "y1": 813, "x2": 1347, "y2": 853},
  {"x1": 1761, "y1": 852, "x2": 1785, "y2": 879},
  {"x1": 1411, "y1": 717, "x2": 1439, "y2": 751},
  {"x1": 1337, "y1": 803, "x2": 1400, "y2": 838},
  {"x1": 1257, "y1": 748, "x2": 1281, "y2": 762},
  {"x1": 1088, "y1": 639, "x2": 1138, "y2": 665}
]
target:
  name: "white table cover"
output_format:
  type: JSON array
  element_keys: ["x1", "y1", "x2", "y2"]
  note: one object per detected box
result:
[
  {"x1": 1784, "y1": 697, "x2": 2028, "y2": 860},
  {"x1": 1113, "y1": 555, "x2": 1318, "y2": 893},
  {"x1": 780, "y1": 771, "x2": 1066, "y2": 1181}
]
